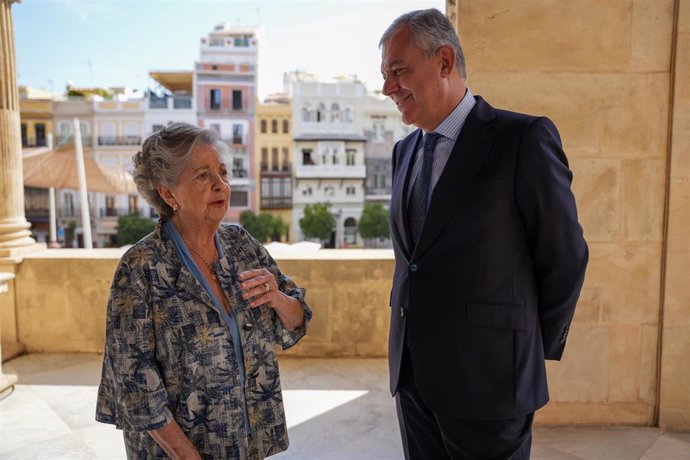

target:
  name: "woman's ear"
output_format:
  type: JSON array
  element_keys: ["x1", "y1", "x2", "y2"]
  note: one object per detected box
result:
[{"x1": 157, "y1": 184, "x2": 175, "y2": 208}]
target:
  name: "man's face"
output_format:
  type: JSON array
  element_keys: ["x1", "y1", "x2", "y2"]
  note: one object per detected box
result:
[{"x1": 381, "y1": 25, "x2": 444, "y2": 132}]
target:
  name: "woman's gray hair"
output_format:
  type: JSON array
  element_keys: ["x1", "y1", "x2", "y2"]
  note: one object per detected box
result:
[
  {"x1": 379, "y1": 8, "x2": 466, "y2": 79},
  {"x1": 132, "y1": 122, "x2": 230, "y2": 219}
]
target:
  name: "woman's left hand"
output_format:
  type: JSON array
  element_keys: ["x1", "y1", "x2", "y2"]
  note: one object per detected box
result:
[{"x1": 239, "y1": 268, "x2": 281, "y2": 308}]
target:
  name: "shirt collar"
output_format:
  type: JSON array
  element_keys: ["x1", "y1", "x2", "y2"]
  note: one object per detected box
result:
[{"x1": 424, "y1": 87, "x2": 476, "y2": 141}]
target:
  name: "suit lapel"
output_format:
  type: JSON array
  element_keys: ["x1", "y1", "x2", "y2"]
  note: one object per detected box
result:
[
  {"x1": 390, "y1": 130, "x2": 423, "y2": 261},
  {"x1": 413, "y1": 97, "x2": 497, "y2": 258}
]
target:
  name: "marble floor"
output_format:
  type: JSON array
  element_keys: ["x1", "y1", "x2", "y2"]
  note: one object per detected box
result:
[{"x1": 1, "y1": 354, "x2": 689, "y2": 460}]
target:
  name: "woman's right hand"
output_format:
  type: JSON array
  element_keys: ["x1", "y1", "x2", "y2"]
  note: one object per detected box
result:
[{"x1": 148, "y1": 421, "x2": 202, "y2": 460}]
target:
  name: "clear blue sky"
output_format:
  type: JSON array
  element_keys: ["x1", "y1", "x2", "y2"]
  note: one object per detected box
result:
[{"x1": 13, "y1": 0, "x2": 445, "y2": 99}]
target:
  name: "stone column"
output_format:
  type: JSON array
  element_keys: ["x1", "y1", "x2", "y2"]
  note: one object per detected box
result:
[
  {"x1": 0, "y1": 0, "x2": 29, "y2": 399},
  {"x1": 0, "y1": 0, "x2": 35, "y2": 258}
]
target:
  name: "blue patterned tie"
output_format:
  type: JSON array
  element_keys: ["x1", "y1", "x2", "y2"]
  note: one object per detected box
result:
[{"x1": 408, "y1": 132, "x2": 440, "y2": 246}]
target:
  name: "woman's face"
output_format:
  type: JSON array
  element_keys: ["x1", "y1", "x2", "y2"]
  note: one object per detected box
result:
[{"x1": 163, "y1": 143, "x2": 230, "y2": 229}]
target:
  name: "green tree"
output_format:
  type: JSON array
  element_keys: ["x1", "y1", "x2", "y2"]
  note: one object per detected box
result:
[
  {"x1": 358, "y1": 203, "x2": 390, "y2": 247},
  {"x1": 240, "y1": 210, "x2": 289, "y2": 243},
  {"x1": 299, "y1": 203, "x2": 334, "y2": 242},
  {"x1": 116, "y1": 214, "x2": 156, "y2": 246}
]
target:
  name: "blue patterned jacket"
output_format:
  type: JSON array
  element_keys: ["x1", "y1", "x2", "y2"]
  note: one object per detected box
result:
[{"x1": 96, "y1": 221, "x2": 311, "y2": 459}]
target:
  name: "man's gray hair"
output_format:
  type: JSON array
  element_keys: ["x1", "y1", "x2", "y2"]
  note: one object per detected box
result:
[
  {"x1": 132, "y1": 122, "x2": 230, "y2": 219},
  {"x1": 379, "y1": 8, "x2": 466, "y2": 79}
]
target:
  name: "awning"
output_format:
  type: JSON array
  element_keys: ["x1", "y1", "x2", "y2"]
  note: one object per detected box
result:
[
  {"x1": 149, "y1": 70, "x2": 193, "y2": 93},
  {"x1": 23, "y1": 144, "x2": 137, "y2": 195}
]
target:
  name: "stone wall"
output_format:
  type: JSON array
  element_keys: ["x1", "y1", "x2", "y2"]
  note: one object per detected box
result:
[
  {"x1": 660, "y1": 0, "x2": 690, "y2": 430},
  {"x1": 12, "y1": 250, "x2": 395, "y2": 358},
  {"x1": 448, "y1": 0, "x2": 688, "y2": 428}
]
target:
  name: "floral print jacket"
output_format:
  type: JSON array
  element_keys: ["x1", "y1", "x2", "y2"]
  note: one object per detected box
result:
[{"x1": 96, "y1": 221, "x2": 311, "y2": 459}]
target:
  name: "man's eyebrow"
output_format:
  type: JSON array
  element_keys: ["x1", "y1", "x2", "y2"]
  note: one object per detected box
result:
[
  {"x1": 192, "y1": 165, "x2": 210, "y2": 173},
  {"x1": 383, "y1": 58, "x2": 404, "y2": 70}
]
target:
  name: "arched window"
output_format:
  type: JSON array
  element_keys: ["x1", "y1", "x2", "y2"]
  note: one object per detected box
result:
[
  {"x1": 317, "y1": 103, "x2": 326, "y2": 122},
  {"x1": 271, "y1": 119, "x2": 278, "y2": 133},
  {"x1": 344, "y1": 217, "x2": 357, "y2": 245},
  {"x1": 260, "y1": 119, "x2": 267, "y2": 133},
  {"x1": 302, "y1": 105, "x2": 310, "y2": 122},
  {"x1": 282, "y1": 119, "x2": 289, "y2": 133}
]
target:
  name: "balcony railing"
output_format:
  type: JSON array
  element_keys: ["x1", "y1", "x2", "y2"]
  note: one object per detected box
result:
[
  {"x1": 148, "y1": 96, "x2": 193, "y2": 110},
  {"x1": 261, "y1": 163, "x2": 292, "y2": 173},
  {"x1": 55, "y1": 135, "x2": 93, "y2": 147},
  {"x1": 21, "y1": 137, "x2": 48, "y2": 148},
  {"x1": 261, "y1": 196, "x2": 292, "y2": 209},
  {"x1": 99, "y1": 207, "x2": 138, "y2": 217},
  {"x1": 149, "y1": 98, "x2": 167, "y2": 109},
  {"x1": 232, "y1": 168, "x2": 248, "y2": 178},
  {"x1": 98, "y1": 136, "x2": 142, "y2": 146},
  {"x1": 295, "y1": 163, "x2": 366, "y2": 179},
  {"x1": 222, "y1": 137, "x2": 245, "y2": 146}
]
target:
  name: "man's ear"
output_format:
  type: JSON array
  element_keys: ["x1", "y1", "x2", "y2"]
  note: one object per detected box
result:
[
  {"x1": 157, "y1": 184, "x2": 175, "y2": 208},
  {"x1": 438, "y1": 45, "x2": 456, "y2": 78}
]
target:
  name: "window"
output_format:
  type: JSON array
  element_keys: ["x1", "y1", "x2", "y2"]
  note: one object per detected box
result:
[
  {"x1": 331, "y1": 103, "x2": 340, "y2": 122},
  {"x1": 261, "y1": 177, "x2": 292, "y2": 208},
  {"x1": 344, "y1": 217, "x2": 357, "y2": 245},
  {"x1": 63, "y1": 193, "x2": 74, "y2": 217},
  {"x1": 210, "y1": 89, "x2": 221, "y2": 109},
  {"x1": 21, "y1": 123, "x2": 27, "y2": 146},
  {"x1": 346, "y1": 149, "x2": 356, "y2": 166},
  {"x1": 346, "y1": 186, "x2": 357, "y2": 195},
  {"x1": 317, "y1": 103, "x2": 325, "y2": 122},
  {"x1": 234, "y1": 36, "x2": 249, "y2": 47},
  {"x1": 282, "y1": 148, "x2": 289, "y2": 171},
  {"x1": 260, "y1": 119, "x2": 267, "y2": 133},
  {"x1": 302, "y1": 149, "x2": 314, "y2": 165},
  {"x1": 271, "y1": 148, "x2": 279, "y2": 171},
  {"x1": 128, "y1": 195, "x2": 139, "y2": 215},
  {"x1": 230, "y1": 190, "x2": 248, "y2": 207},
  {"x1": 99, "y1": 122, "x2": 116, "y2": 145},
  {"x1": 232, "y1": 157, "x2": 246, "y2": 177},
  {"x1": 302, "y1": 106, "x2": 310, "y2": 122},
  {"x1": 324, "y1": 186, "x2": 334, "y2": 196},
  {"x1": 35, "y1": 124, "x2": 46, "y2": 146},
  {"x1": 271, "y1": 119, "x2": 278, "y2": 133},
  {"x1": 105, "y1": 195, "x2": 117, "y2": 216},
  {"x1": 282, "y1": 120, "x2": 289, "y2": 133},
  {"x1": 344, "y1": 108, "x2": 352, "y2": 122},
  {"x1": 261, "y1": 148, "x2": 268, "y2": 171},
  {"x1": 374, "y1": 173, "x2": 386, "y2": 189},
  {"x1": 302, "y1": 186, "x2": 312, "y2": 196},
  {"x1": 232, "y1": 90, "x2": 242, "y2": 110},
  {"x1": 59, "y1": 122, "x2": 71, "y2": 139},
  {"x1": 232, "y1": 124, "x2": 243, "y2": 144},
  {"x1": 210, "y1": 123, "x2": 221, "y2": 135}
]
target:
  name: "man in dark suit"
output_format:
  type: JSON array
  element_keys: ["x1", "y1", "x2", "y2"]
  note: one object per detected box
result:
[{"x1": 380, "y1": 9, "x2": 588, "y2": 459}]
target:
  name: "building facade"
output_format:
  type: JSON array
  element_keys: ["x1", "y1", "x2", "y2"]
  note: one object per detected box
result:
[
  {"x1": 288, "y1": 72, "x2": 367, "y2": 247},
  {"x1": 195, "y1": 23, "x2": 258, "y2": 223},
  {"x1": 256, "y1": 94, "x2": 293, "y2": 240}
]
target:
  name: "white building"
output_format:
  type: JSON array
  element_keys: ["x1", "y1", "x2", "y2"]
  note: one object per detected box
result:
[
  {"x1": 91, "y1": 89, "x2": 148, "y2": 246},
  {"x1": 287, "y1": 72, "x2": 367, "y2": 248},
  {"x1": 145, "y1": 70, "x2": 197, "y2": 136}
]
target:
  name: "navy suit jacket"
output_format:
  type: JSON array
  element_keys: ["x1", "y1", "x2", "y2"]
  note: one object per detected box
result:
[{"x1": 388, "y1": 96, "x2": 588, "y2": 420}]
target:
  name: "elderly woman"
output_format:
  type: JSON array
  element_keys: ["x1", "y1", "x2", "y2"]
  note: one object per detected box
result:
[{"x1": 96, "y1": 122, "x2": 311, "y2": 459}]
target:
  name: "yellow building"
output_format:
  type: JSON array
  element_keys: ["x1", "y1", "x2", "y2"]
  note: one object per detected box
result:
[
  {"x1": 18, "y1": 86, "x2": 54, "y2": 148},
  {"x1": 255, "y1": 95, "x2": 293, "y2": 241}
]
